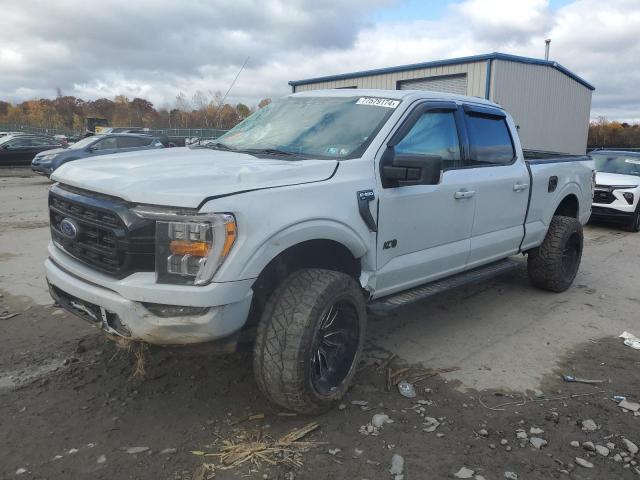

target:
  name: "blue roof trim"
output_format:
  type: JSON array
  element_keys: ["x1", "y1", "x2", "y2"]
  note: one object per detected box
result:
[{"x1": 288, "y1": 52, "x2": 595, "y2": 91}]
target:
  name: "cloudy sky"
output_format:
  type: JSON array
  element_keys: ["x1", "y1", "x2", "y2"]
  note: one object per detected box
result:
[{"x1": 2, "y1": 0, "x2": 639, "y2": 120}]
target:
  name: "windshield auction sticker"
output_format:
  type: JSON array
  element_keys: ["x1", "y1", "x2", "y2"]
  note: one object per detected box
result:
[{"x1": 356, "y1": 97, "x2": 400, "y2": 108}]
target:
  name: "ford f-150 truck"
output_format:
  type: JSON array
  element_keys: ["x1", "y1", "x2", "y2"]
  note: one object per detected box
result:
[{"x1": 45, "y1": 90, "x2": 594, "y2": 413}]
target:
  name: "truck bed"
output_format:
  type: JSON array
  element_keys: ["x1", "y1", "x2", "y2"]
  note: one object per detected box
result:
[{"x1": 523, "y1": 150, "x2": 591, "y2": 164}]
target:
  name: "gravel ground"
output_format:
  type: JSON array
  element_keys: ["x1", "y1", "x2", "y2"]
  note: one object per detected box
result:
[{"x1": 1, "y1": 169, "x2": 640, "y2": 479}]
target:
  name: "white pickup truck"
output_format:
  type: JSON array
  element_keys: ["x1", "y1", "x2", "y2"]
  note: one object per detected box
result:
[{"x1": 45, "y1": 90, "x2": 594, "y2": 413}]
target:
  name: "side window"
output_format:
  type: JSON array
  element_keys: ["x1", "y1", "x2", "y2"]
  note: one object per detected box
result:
[
  {"x1": 465, "y1": 114, "x2": 515, "y2": 165},
  {"x1": 93, "y1": 137, "x2": 118, "y2": 151},
  {"x1": 395, "y1": 111, "x2": 462, "y2": 169},
  {"x1": 117, "y1": 136, "x2": 150, "y2": 149},
  {"x1": 31, "y1": 137, "x2": 55, "y2": 146},
  {"x1": 8, "y1": 137, "x2": 32, "y2": 147}
]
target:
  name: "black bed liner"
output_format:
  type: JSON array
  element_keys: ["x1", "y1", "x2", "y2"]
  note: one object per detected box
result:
[{"x1": 524, "y1": 149, "x2": 591, "y2": 165}]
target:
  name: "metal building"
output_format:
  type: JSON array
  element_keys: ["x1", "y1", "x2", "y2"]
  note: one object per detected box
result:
[{"x1": 289, "y1": 52, "x2": 594, "y2": 155}]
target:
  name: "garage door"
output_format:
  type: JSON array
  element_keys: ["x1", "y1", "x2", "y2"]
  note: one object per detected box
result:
[{"x1": 398, "y1": 74, "x2": 468, "y2": 95}]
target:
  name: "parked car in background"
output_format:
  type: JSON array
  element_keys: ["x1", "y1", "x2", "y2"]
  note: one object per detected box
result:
[
  {"x1": 0, "y1": 131, "x2": 24, "y2": 138},
  {"x1": 0, "y1": 134, "x2": 66, "y2": 166},
  {"x1": 590, "y1": 150, "x2": 640, "y2": 231},
  {"x1": 31, "y1": 133, "x2": 168, "y2": 176}
]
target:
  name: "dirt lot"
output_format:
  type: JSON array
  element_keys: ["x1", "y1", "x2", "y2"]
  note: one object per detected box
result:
[{"x1": 1, "y1": 169, "x2": 640, "y2": 479}]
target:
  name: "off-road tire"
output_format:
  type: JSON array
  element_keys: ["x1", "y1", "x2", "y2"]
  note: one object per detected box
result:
[
  {"x1": 625, "y1": 206, "x2": 640, "y2": 232},
  {"x1": 253, "y1": 268, "x2": 366, "y2": 414},
  {"x1": 527, "y1": 215, "x2": 583, "y2": 292}
]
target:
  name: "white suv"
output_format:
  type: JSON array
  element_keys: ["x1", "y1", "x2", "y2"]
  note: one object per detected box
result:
[{"x1": 590, "y1": 150, "x2": 640, "y2": 232}]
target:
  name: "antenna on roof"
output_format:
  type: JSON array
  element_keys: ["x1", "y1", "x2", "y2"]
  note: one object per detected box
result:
[{"x1": 544, "y1": 39, "x2": 551, "y2": 60}]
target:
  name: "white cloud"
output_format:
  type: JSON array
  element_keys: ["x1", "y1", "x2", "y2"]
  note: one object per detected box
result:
[{"x1": 1, "y1": 0, "x2": 639, "y2": 120}]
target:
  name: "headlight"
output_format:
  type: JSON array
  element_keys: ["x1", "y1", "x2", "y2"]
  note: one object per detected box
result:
[
  {"x1": 40, "y1": 154, "x2": 58, "y2": 162},
  {"x1": 131, "y1": 206, "x2": 237, "y2": 285}
]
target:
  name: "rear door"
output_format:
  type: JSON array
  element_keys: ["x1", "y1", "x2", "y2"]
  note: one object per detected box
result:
[
  {"x1": 462, "y1": 105, "x2": 530, "y2": 267},
  {"x1": 2, "y1": 137, "x2": 36, "y2": 164},
  {"x1": 375, "y1": 102, "x2": 476, "y2": 297}
]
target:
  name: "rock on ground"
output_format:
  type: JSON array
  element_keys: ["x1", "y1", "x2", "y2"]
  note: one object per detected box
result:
[
  {"x1": 623, "y1": 438, "x2": 639, "y2": 455},
  {"x1": 575, "y1": 458, "x2": 594, "y2": 468},
  {"x1": 581, "y1": 419, "x2": 598, "y2": 432},
  {"x1": 595, "y1": 445, "x2": 610, "y2": 457},
  {"x1": 389, "y1": 454, "x2": 404, "y2": 476},
  {"x1": 530, "y1": 437, "x2": 547, "y2": 449},
  {"x1": 454, "y1": 466, "x2": 475, "y2": 478}
]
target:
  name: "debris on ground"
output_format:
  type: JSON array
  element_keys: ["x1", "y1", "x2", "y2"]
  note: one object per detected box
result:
[
  {"x1": 372, "y1": 413, "x2": 393, "y2": 428},
  {"x1": 397, "y1": 380, "x2": 416, "y2": 398},
  {"x1": 0, "y1": 312, "x2": 18, "y2": 320},
  {"x1": 620, "y1": 331, "x2": 640, "y2": 350},
  {"x1": 562, "y1": 374, "x2": 603, "y2": 385},
  {"x1": 97, "y1": 454, "x2": 106, "y2": 464},
  {"x1": 192, "y1": 422, "x2": 321, "y2": 478},
  {"x1": 619, "y1": 399, "x2": 640, "y2": 412},
  {"x1": 504, "y1": 472, "x2": 518, "y2": 480},
  {"x1": 124, "y1": 447, "x2": 149, "y2": 454}
]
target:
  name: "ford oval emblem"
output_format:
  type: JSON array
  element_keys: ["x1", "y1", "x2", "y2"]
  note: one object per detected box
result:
[{"x1": 60, "y1": 218, "x2": 79, "y2": 240}]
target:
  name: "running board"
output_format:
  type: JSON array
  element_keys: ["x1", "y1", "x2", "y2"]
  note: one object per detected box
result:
[{"x1": 368, "y1": 258, "x2": 521, "y2": 314}]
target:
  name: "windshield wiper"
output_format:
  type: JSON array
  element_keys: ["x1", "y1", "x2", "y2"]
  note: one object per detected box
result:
[
  {"x1": 200, "y1": 142, "x2": 235, "y2": 151},
  {"x1": 240, "y1": 148, "x2": 301, "y2": 157}
]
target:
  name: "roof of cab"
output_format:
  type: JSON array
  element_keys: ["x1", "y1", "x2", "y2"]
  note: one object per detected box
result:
[{"x1": 290, "y1": 88, "x2": 502, "y2": 108}]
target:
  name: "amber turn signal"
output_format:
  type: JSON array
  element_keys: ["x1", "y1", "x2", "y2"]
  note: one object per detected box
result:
[{"x1": 169, "y1": 240, "x2": 211, "y2": 257}]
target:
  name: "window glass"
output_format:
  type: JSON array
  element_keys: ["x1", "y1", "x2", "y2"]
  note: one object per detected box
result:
[
  {"x1": 93, "y1": 137, "x2": 118, "y2": 150},
  {"x1": 395, "y1": 111, "x2": 462, "y2": 168},
  {"x1": 118, "y1": 136, "x2": 150, "y2": 148},
  {"x1": 31, "y1": 137, "x2": 56, "y2": 146},
  {"x1": 7, "y1": 137, "x2": 33, "y2": 147},
  {"x1": 465, "y1": 114, "x2": 515, "y2": 165}
]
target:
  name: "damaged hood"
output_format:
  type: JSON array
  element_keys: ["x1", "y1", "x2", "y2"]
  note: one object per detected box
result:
[{"x1": 50, "y1": 147, "x2": 337, "y2": 208}]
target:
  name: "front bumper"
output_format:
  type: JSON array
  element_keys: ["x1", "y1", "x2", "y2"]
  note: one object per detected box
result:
[
  {"x1": 31, "y1": 163, "x2": 53, "y2": 176},
  {"x1": 590, "y1": 205, "x2": 634, "y2": 223},
  {"x1": 45, "y1": 247, "x2": 254, "y2": 345}
]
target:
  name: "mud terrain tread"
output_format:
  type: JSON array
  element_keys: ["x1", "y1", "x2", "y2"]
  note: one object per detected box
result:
[
  {"x1": 253, "y1": 268, "x2": 364, "y2": 414},
  {"x1": 527, "y1": 215, "x2": 583, "y2": 292}
]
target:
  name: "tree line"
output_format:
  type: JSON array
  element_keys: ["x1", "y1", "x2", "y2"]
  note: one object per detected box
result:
[
  {"x1": 588, "y1": 118, "x2": 640, "y2": 149},
  {"x1": 0, "y1": 91, "x2": 272, "y2": 134}
]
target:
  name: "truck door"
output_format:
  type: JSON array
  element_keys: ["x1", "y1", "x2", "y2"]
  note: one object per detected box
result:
[
  {"x1": 374, "y1": 102, "x2": 476, "y2": 298},
  {"x1": 461, "y1": 105, "x2": 530, "y2": 267}
]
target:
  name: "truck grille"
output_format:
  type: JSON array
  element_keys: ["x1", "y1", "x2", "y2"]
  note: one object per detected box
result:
[
  {"x1": 593, "y1": 189, "x2": 615, "y2": 204},
  {"x1": 49, "y1": 185, "x2": 155, "y2": 277}
]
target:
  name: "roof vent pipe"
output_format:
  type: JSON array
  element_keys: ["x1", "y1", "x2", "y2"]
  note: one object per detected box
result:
[{"x1": 545, "y1": 39, "x2": 551, "y2": 60}]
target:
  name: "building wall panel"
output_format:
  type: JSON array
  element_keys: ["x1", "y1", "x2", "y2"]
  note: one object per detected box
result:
[{"x1": 491, "y1": 60, "x2": 592, "y2": 154}]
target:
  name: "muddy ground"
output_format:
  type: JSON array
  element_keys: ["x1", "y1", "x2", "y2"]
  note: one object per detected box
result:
[
  {"x1": 1, "y1": 169, "x2": 640, "y2": 479},
  {"x1": 1, "y1": 291, "x2": 640, "y2": 480}
]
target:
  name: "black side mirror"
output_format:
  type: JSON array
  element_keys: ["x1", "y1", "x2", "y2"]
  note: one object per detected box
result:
[{"x1": 381, "y1": 147, "x2": 442, "y2": 187}]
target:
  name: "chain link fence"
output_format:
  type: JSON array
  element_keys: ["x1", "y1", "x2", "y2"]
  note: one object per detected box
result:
[{"x1": 0, "y1": 124, "x2": 228, "y2": 140}]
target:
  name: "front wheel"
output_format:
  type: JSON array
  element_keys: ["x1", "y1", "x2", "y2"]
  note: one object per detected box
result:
[
  {"x1": 527, "y1": 215, "x2": 584, "y2": 292},
  {"x1": 626, "y1": 206, "x2": 640, "y2": 232},
  {"x1": 253, "y1": 269, "x2": 367, "y2": 414}
]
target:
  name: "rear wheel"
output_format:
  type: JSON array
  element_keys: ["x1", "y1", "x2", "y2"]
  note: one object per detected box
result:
[
  {"x1": 253, "y1": 268, "x2": 366, "y2": 414},
  {"x1": 527, "y1": 215, "x2": 583, "y2": 292}
]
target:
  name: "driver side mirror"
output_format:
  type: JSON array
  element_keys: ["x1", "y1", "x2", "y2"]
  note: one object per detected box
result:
[{"x1": 381, "y1": 147, "x2": 442, "y2": 187}]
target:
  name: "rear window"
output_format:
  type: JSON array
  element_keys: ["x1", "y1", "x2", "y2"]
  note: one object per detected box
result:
[{"x1": 465, "y1": 114, "x2": 515, "y2": 165}]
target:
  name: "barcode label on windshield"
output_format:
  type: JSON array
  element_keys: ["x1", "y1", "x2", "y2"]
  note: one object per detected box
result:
[{"x1": 356, "y1": 97, "x2": 400, "y2": 108}]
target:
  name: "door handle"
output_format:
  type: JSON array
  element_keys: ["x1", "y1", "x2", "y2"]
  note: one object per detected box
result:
[
  {"x1": 454, "y1": 189, "x2": 476, "y2": 199},
  {"x1": 513, "y1": 183, "x2": 529, "y2": 192}
]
